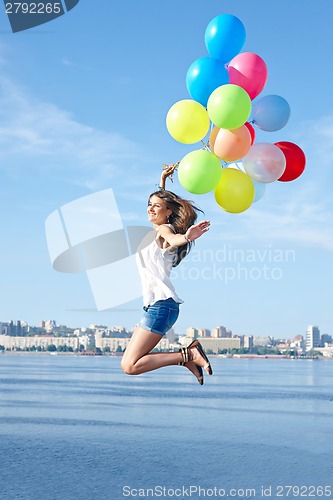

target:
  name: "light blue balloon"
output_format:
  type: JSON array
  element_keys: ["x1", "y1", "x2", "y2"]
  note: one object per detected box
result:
[
  {"x1": 252, "y1": 180, "x2": 266, "y2": 202},
  {"x1": 205, "y1": 14, "x2": 246, "y2": 64},
  {"x1": 186, "y1": 57, "x2": 229, "y2": 107},
  {"x1": 252, "y1": 95, "x2": 291, "y2": 132}
]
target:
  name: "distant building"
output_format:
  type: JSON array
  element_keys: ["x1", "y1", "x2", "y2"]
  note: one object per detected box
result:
[
  {"x1": 199, "y1": 337, "x2": 240, "y2": 354},
  {"x1": 79, "y1": 334, "x2": 91, "y2": 351},
  {"x1": 276, "y1": 341, "x2": 290, "y2": 352},
  {"x1": 211, "y1": 326, "x2": 229, "y2": 338},
  {"x1": 110, "y1": 326, "x2": 128, "y2": 335},
  {"x1": 197, "y1": 328, "x2": 211, "y2": 338},
  {"x1": 321, "y1": 334, "x2": 332, "y2": 346},
  {"x1": 6, "y1": 320, "x2": 28, "y2": 336},
  {"x1": 0, "y1": 322, "x2": 8, "y2": 335},
  {"x1": 40, "y1": 320, "x2": 56, "y2": 332},
  {"x1": 95, "y1": 336, "x2": 129, "y2": 352},
  {"x1": 0, "y1": 333, "x2": 169, "y2": 353},
  {"x1": 95, "y1": 331, "x2": 103, "y2": 347},
  {"x1": 313, "y1": 345, "x2": 333, "y2": 358},
  {"x1": 89, "y1": 324, "x2": 107, "y2": 330},
  {"x1": 166, "y1": 328, "x2": 177, "y2": 343},
  {"x1": 290, "y1": 335, "x2": 304, "y2": 353},
  {"x1": 186, "y1": 327, "x2": 198, "y2": 339},
  {"x1": 95, "y1": 336, "x2": 169, "y2": 353},
  {"x1": 0, "y1": 334, "x2": 79, "y2": 351},
  {"x1": 306, "y1": 325, "x2": 320, "y2": 351},
  {"x1": 253, "y1": 336, "x2": 271, "y2": 347},
  {"x1": 243, "y1": 335, "x2": 254, "y2": 350},
  {"x1": 179, "y1": 336, "x2": 240, "y2": 354}
]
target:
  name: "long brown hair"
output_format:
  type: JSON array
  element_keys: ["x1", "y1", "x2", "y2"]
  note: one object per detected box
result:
[{"x1": 149, "y1": 190, "x2": 203, "y2": 267}]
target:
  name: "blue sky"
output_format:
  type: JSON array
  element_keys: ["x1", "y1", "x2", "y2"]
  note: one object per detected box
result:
[{"x1": 0, "y1": 0, "x2": 332, "y2": 339}]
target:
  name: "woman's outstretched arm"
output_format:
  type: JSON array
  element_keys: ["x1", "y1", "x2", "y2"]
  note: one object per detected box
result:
[{"x1": 158, "y1": 220, "x2": 211, "y2": 248}]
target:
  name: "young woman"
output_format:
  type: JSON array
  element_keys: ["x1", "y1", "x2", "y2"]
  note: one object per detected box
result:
[{"x1": 121, "y1": 165, "x2": 213, "y2": 385}]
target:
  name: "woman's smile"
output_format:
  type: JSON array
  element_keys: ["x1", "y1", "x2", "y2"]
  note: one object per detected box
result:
[{"x1": 147, "y1": 195, "x2": 171, "y2": 224}]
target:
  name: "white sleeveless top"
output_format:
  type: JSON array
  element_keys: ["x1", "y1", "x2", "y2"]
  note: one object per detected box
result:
[{"x1": 136, "y1": 224, "x2": 184, "y2": 307}]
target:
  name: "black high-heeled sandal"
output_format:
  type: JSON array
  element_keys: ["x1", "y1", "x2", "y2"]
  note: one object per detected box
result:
[
  {"x1": 190, "y1": 340, "x2": 213, "y2": 375},
  {"x1": 178, "y1": 346, "x2": 204, "y2": 385},
  {"x1": 179, "y1": 340, "x2": 213, "y2": 377}
]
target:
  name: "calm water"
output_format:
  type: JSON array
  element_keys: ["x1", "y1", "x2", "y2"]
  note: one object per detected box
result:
[{"x1": 0, "y1": 355, "x2": 332, "y2": 500}]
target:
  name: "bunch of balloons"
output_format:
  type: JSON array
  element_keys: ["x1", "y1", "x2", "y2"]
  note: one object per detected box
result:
[{"x1": 166, "y1": 14, "x2": 306, "y2": 214}]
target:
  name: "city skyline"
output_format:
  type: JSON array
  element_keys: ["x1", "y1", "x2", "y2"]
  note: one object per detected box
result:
[
  {"x1": 2, "y1": 319, "x2": 332, "y2": 358},
  {"x1": 1, "y1": 318, "x2": 329, "y2": 343},
  {"x1": 0, "y1": 1, "x2": 332, "y2": 338}
]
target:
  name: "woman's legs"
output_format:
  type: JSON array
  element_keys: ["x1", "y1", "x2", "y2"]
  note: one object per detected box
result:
[
  {"x1": 121, "y1": 327, "x2": 182, "y2": 375},
  {"x1": 121, "y1": 327, "x2": 211, "y2": 379}
]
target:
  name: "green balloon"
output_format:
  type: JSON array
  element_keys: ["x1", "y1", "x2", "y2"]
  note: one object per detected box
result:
[
  {"x1": 207, "y1": 84, "x2": 252, "y2": 130},
  {"x1": 178, "y1": 149, "x2": 222, "y2": 194}
]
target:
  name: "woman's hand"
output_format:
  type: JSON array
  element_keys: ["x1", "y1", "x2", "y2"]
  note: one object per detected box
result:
[
  {"x1": 185, "y1": 220, "x2": 211, "y2": 242},
  {"x1": 160, "y1": 163, "x2": 178, "y2": 189}
]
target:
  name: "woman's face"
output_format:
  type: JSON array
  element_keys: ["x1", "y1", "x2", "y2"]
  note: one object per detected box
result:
[{"x1": 147, "y1": 195, "x2": 172, "y2": 225}]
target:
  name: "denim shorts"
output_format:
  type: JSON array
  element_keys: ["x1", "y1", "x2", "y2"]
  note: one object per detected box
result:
[{"x1": 139, "y1": 298, "x2": 180, "y2": 336}]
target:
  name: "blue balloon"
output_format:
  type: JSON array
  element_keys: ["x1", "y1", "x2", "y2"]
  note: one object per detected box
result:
[
  {"x1": 252, "y1": 180, "x2": 266, "y2": 202},
  {"x1": 205, "y1": 14, "x2": 246, "y2": 64},
  {"x1": 186, "y1": 57, "x2": 229, "y2": 107},
  {"x1": 252, "y1": 95, "x2": 291, "y2": 132}
]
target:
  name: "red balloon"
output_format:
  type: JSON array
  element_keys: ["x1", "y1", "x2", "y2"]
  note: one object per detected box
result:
[
  {"x1": 275, "y1": 141, "x2": 306, "y2": 182},
  {"x1": 244, "y1": 121, "x2": 256, "y2": 145}
]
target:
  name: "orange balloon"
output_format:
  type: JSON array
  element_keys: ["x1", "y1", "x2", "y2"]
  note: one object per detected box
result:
[
  {"x1": 211, "y1": 125, "x2": 251, "y2": 162},
  {"x1": 209, "y1": 126, "x2": 220, "y2": 151}
]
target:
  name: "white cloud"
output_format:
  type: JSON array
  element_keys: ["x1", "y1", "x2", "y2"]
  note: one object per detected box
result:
[{"x1": 0, "y1": 77, "x2": 147, "y2": 189}]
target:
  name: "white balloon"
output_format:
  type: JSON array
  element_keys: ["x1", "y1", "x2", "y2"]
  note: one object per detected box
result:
[{"x1": 243, "y1": 143, "x2": 286, "y2": 183}]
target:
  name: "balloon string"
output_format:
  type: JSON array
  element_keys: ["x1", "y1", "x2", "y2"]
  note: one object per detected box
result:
[
  {"x1": 163, "y1": 123, "x2": 214, "y2": 181},
  {"x1": 200, "y1": 139, "x2": 211, "y2": 151}
]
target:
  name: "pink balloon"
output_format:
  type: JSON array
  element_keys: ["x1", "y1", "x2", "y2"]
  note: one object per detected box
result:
[{"x1": 228, "y1": 52, "x2": 268, "y2": 100}]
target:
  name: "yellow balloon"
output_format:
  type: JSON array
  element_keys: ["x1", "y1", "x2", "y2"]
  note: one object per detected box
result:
[
  {"x1": 214, "y1": 168, "x2": 254, "y2": 213},
  {"x1": 166, "y1": 99, "x2": 210, "y2": 144}
]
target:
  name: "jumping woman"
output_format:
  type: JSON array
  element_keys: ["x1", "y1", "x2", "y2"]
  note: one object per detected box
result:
[{"x1": 121, "y1": 165, "x2": 213, "y2": 385}]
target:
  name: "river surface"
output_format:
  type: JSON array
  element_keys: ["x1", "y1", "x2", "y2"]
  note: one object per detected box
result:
[{"x1": 0, "y1": 355, "x2": 332, "y2": 500}]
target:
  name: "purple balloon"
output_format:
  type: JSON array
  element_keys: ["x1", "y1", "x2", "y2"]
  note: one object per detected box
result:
[{"x1": 252, "y1": 95, "x2": 291, "y2": 132}]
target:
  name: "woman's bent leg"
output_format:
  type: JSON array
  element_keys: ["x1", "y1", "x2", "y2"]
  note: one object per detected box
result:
[{"x1": 121, "y1": 327, "x2": 183, "y2": 375}]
